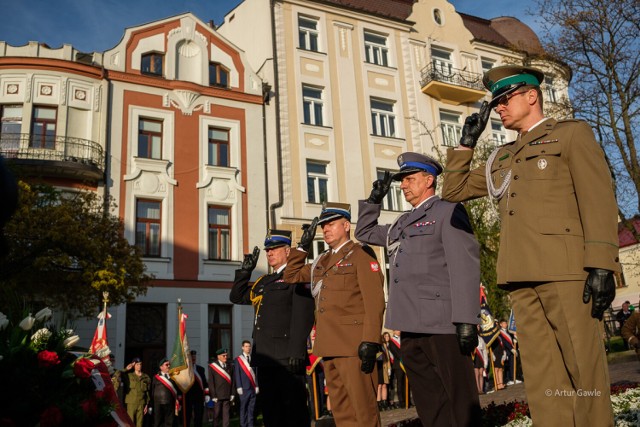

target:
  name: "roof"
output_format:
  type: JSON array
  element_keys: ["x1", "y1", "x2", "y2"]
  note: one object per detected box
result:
[
  {"x1": 459, "y1": 13, "x2": 544, "y2": 56},
  {"x1": 313, "y1": 0, "x2": 415, "y2": 22},
  {"x1": 619, "y1": 216, "x2": 640, "y2": 249}
]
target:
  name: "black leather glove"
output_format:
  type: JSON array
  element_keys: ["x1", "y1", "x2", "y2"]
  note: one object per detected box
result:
[
  {"x1": 241, "y1": 246, "x2": 260, "y2": 272},
  {"x1": 358, "y1": 342, "x2": 380, "y2": 374},
  {"x1": 366, "y1": 171, "x2": 393, "y2": 204},
  {"x1": 287, "y1": 357, "x2": 304, "y2": 374},
  {"x1": 459, "y1": 101, "x2": 491, "y2": 149},
  {"x1": 298, "y1": 217, "x2": 319, "y2": 252},
  {"x1": 455, "y1": 323, "x2": 478, "y2": 354},
  {"x1": 583, "y1": 268, "x2": 616, "y2": 320}
]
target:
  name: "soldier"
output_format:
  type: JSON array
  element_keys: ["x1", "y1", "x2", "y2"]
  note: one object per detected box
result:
[
  {"x1": 229, "y1": 230, "x2": 315, "y2": 427},
  {"x1": 122, "y1": 357, "x2": 151, "y2": 427},
  {"x1": 356, "y1": 155, "x2": 481, "y2": 427},
  {"x1": 185, "y1": 350, "x2": 206, "y2": 427},
  {"x1": 208, "y1": 349, "x2": 234, "y2": 427},
  {"x1": 284, "y1": 202, "x2": 386, "y2": 427},
  {"x1": 442, "y1": 65, "x2": 619, "y2": 426}
]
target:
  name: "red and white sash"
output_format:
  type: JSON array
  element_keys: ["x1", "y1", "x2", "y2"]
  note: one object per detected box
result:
[
  {"x1": 194, "y1": 368, "x2": 204, "y2": 390},
  {"x1": 155, "y1": 373, "x2": 178, "y2": 400},
  {"x1": 237, "y1": 355, "x2": 257, "y2": 391},
  {"x1": 390, "y1": 336, "x2": 401, "y2": 350},
  {"x1": 209, "y1": 362, "x2": 232, "y2": 385},
  {"x1": 499, "y1": 329, "x2": 514, "y2": 347}
]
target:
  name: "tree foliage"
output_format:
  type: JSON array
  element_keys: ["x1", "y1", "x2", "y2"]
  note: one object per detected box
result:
[
  {"x1": 0, "y1": 182, "x2": 151, "y2": 318},
  {"x1": 533, "y1": 0, "x2": 640, "y2": 219}
]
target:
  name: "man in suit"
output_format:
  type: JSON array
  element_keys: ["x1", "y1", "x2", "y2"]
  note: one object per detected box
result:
[
  {"x1": 208, "y1": 348, "x2": 234, "y2": 427},
  {"x1": 234, "y1": 341, "x2": 258, "y2": 427},
  {"x1": 150, "y1": 358, "x2": 179, "y2": 427},
  {"x1": 284, "y1": 202, "x2": 386, "y2": 427},
  {"x1": 442, "y1": 65, "x2": 619, "y2": 426},
  {"x1": 356, "y1": 154, "x2": 481, "y2": 427},
  {"x1": 185, "y1": 350, "x2": 206, "y2": 427},
  {"x1": 230, "y1": 230, "x2": 315, "y2": 427}
]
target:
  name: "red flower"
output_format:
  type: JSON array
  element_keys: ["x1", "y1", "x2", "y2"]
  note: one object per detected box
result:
[
  {"x1": 73, "y1": 357, "x2": 95, "y2": 379},
  {"x1": 40, "y1": 406, "x2": 63, "y2": 427},
  {"x1": 80, "y1": 397, "x2": 98, "y2": 418},
  {"x1": 37, "y1": 350, "x2": 60, "y2": 368}
]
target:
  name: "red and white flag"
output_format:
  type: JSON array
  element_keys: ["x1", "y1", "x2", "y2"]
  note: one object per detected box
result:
[{"x1": 90, "y1": 293, "x2": 112, "y2": 363}]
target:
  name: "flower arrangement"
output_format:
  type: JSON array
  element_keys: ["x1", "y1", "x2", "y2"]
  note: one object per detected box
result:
[{"x1": 0, "y1": 308, "x2": 121, "y2": 426}]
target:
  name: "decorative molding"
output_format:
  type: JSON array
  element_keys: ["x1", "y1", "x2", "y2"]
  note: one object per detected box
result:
[
  {"x1": 94, "y1": 86, "x2": 101, "y2": 112},
  {"x1": 25, "y1": 74, "x2": 32, "y2": 102},
  {"x1": 7, "y1": 84, "x2": 18, "y2": 95},
  {"x1": 61, "y1": 79, "x2": 67, "y2": 105}
]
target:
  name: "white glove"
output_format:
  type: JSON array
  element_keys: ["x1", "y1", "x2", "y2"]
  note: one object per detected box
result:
[
  {"x1": 205, "y1": 396, "x2": 210, "y2": 403},
  {"x1": 237, "y1": 388, "x2": 243, "y2": 395},
  {"x1": 148, "y1": 407, "x2": 153, "y2": 415},
  {"x1": 255, "y1": 387, "x2": 259, "y2": 394},
  {"x1": 213, "y1": 397, "x2": 218, "y2": 403},
  {"x1": 511, "y1": 349, "x2": 516, "y2": 354},
  {"x1": 230, "y1": 395, "x2": 235, "y2": 402}
]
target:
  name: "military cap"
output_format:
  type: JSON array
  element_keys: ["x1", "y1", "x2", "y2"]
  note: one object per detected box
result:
[
  {"x1": 263, "y1": 230, "x2": 292, "y2": 249},
  {"x1": 132, "y1": 357, "x2": 142, "y2": 363},
  {"x1": 483, "y1": 65, "x2": 544, "y2": 106},
  {"x1": 159, "y1": 357, "x2": 170, "y2": 367},
  {"x1": 216, "y1": 348, "x2": 228, "y2": 356},
  {"x1": 317, "y1": 202, "x2": 351, "y2": 226},
  {"x1": 392, "y1": 152, "x2": 443, "y2": 181}
]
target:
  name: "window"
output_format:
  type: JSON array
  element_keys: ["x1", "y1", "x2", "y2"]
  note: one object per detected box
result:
[
  {"x1": 208, "y1": 206, "x2": 231, "y2": 260},
  {"x1": 371, "y1": 99, "x2": 396, "y2": 137},
  {"x1": 141, "y1": 52, "x2": 164, "y2": 76},
  {"x1": 306, "y1": 161, "x2": 328, "y2": 204},
  {"x1": 299, "y1": 16, "x2": 319, "y2": 52},
  {"x1": 209, "y1": 62, "x2": 229, "y2": 88},
  {"x1": 481, "y1": 58, "x2": 495, "y2": 74},
  {"x1": 208, "y1": 305, "x2": 232, "y2": 359},
  {"x1": 138, "y1": 118, "x2": 162, "y2": 159},
  {"x1": 433, "y1": 9, "x2": 443, "y2": 25},
  {"x1": 0, "y1": 105, "x2": 22, "y2": 152},
  {"x1": 30, "y1": 106, "x2": 57, "y2": 149},
  {"x1": 440, "y1": 111, "x2": 462, "y2": 147},
  {"x1": 364, "y1": 32, "x2": 389, "y2": 67},
  {"x1": 544, "y1": 77, "x2": 558, "y2": 103},
  {"x1": 302, "y1": 86, "x2": 323, "y2": 126},
  {"x1": 307, "y1": 240, "x2": 328, "y2": 261},
  {"x1": 136, "y1": 199, "x2": 161, "y2": 257},
  {"x1": 208, "y1": 127, "x2": 230, "y2": 167},
  {"x1": 491, "y1": 119, "x2": 507, "y2": 146},
  {"x1": 431, "y1": 47, "x2": 453, "y2": 78},
  {"x1": 377, "y1": 170, "x2": 405, "y2": 211}
]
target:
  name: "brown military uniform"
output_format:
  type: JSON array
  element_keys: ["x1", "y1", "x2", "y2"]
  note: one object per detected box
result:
[
  {"x1": 443, "y1": 118, "x2": 620, "y2": 427},
  {"x1": 284, "y1": 240, "x2": 385, "y2": 427}
]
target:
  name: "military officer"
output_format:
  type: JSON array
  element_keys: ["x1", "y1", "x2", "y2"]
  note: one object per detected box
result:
[
  {"x1": 229, "y1": 230, "x2": 315, "y2": 427},
  {"x1": 356, "y1": 154, "x2": 481, "y2": 427},
  {"x1": 284, "y1": 202, "x2": 386, "y2": 427},
  {"x1": 442, "y1": 65, "x2": 620, "y2": 426},
  {"x1": 122, "y1": 357, "x2": 151, "y2": 427}
]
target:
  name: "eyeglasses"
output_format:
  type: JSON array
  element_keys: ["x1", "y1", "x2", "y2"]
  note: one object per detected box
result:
[{"x1": 493, "y1": 90, "x2": 528, "y2": 111}]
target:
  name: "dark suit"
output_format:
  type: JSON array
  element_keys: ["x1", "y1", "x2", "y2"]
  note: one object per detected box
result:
[
  {"x1": 151, "y1": 373, "x2": 178, "y2": 427},
  {"x1": 208, "y1": 360, "x2": 233, "y2": 427},
  {"x1": 356, "y1": 197, "x2": 481, "y2": 427},
  {"x1": 185, "y1": 364, "x2": 206, "y2": 427},
  {"x1": 234, "y1": 354, "x2": 257, "y2": 427},
  {"x1": 230, "y1": 268, "x2": 314, "y2": 427}
]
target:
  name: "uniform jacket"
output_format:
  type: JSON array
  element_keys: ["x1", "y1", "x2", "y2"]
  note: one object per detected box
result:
[
  {"x1": 356, "y1": 198, "x2": 480, "y2": 334},
  {"x1": 123, "y1": 371, "x2": 151, "y2": 406},
  {"x1": 284, "y1": 240, "x2": 385, "y2": 357},
  {"x1": 442, "y1": 118, "x2": 620, "y2": 284},
  {"x1": 229, "y1": 268, "x2": 315, "y2": 366},
  {"x1": 208, "y1": 360, "x2": 234, "y2": 400},
  {"x1": 151, "y1": 373, "x2": 179, "y2": 405},
  {"x1": 234, "y1": 354, "x2": 258, "y2": 392}
]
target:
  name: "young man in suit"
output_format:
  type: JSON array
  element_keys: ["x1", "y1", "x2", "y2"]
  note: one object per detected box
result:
[
  {"x1": 230, "y1": 230, "x2": 315, "y2": 427},
  {"x1": 356, "y1": 154, "x2": 481, "y2": 427},
  {"x1": 234, "y1": 341, "x2": 258, "y2": 427},
  {"x1": 208, "y1": 348, "x2": 234, "y2": 427}
]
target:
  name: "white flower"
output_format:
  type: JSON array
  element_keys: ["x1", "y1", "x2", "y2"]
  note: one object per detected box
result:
[
  {"x1": 18, "y1": 314, "x2": 35, "y2": 331},
  {"x1": 34, "y1": 308, "x2": 52, "y2": 322},
  {"x1": 0, "y1": 313, "x2": 8, "y2": 330},
  {"x1": 95, "y1": 346, "x2": 111, "y2": 358},
  {"x1": 31, "y1": 328, "x2": 51, "y2": 343},
  {"x1": 63, "y1": 335, "x2": 80, "y2": 348}
]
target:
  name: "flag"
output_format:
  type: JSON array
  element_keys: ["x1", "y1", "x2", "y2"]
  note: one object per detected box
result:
[
  {"x1": 507, "y1": 308, "x2": 517, "y2": 335},
  {"x1": 169, "y1": 304, "x2": 194, "y2": 393},
  {"x1": 478, "y1": 284, "x2": 500, "y2": 346},
  {"x1": 90, "y1": 292, "x2": 112, "y2": 363}
]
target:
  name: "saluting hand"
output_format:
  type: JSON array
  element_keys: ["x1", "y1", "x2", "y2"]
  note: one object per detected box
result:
[
  {"x1": 459, "y1": 101, "x2": 491, "y2": 149},
  {"x1": 366, "y1": 170, "x2": 393, "y2": 204},
  {"x1": 583, "y1": 268, "x2": 616, "y2": 320},
  {"x1": 298, "y1": 217, "x2": 319, "y2": 252},
  {"x1": 241, "y1": 246, "x2": 260, "y2": 272}
]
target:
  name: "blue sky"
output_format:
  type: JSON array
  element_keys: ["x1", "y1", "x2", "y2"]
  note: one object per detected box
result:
[{"x1": 0, "y1": 0, "x2": 537, "y2": 53}]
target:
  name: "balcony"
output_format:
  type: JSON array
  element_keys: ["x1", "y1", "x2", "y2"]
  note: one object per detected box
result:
[
  {"x1": 420, "y1": 64, "x2": 486, "y2": 105},
  {"x1": 0, "y1": 133, "x2": 105, "y2": 182}
]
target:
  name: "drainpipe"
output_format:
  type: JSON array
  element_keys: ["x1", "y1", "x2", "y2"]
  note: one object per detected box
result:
[
  {"x1": 268, "y1": 0, "x2": 284, "y2": 229},
  {"x1": 261, "y1": 81, "x2": 272, "y2": 230},
  {"x1": 101, "y1": 64, "x2": 112, "y2": 215}
]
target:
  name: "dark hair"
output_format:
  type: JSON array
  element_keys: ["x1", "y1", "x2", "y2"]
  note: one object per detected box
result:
[{"x1": 242, "y1": 340, "x2": 251, "y2": 346}]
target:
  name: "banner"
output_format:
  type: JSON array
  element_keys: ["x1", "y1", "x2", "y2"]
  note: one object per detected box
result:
[
  {"x1": 508, "y1": 308, "x2": 517, "y2": 335},
  {"x1": 89, "y1": 292, "x2": 111, "y2": 363},
  {"x1": 170, "y1": 304, "x2": 194, "y2": 393},
  {"x1": 478, "y1": 284, "x2": 500, "y2": 346}
]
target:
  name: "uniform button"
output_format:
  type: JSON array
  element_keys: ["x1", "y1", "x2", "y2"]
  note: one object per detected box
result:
[
  {"x1": 615, "y1": 257, "x2": 620, "y2": 262},
  {"x1": 319, "y1": 308, "x2": 325, "y2": 313},
  {"x1": 565, "y1": 228, "x2": 570, "y2": 232},
  {"x1": 257, "y1": 327, "x2": 260, "y2": 330},
  {"x1": 399, "y1": 248, "x2": 403, "y2": 253},
  {"x1": 436, "y1": 292, "x2": 440, "y2": 297},
  {"x1": 509, "y1": 210, "x2": 515, "y2": 216},
  {"x1": 322, "y1": 285, "x2": 326, "y2": 289},
  {"x1": 516, "y1": 159, "x2": 521, "y2": 163},
  {"x1": 541, "y1": 150, "x2": 546, "y2": 154},
  {"x1": 320, "y1": 297, "x2": 325, "y2": 301},
  {"x1": 401, "y1": 233, "x2": 406, "y2": 239},
  {"x1": 394, "y1": 279, "x2": 399, "y2": 283},
  {"x1": 395, "y1": 263, "x2": 399, "y2": 267},
  {"x1": 514, "y1": 175, "x2": 519, "y2": 180}
]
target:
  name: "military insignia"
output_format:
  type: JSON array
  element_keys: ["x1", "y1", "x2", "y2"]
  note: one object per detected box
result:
[
  {"x1": 499, "y1": 153, "x2": 510, "y2": 161},
  {"x1": 537, "y1": 159, "x2": 548, "y2": 170},
  {"x1": 370, "y1": 262, "x2": 380, "y2": 272},
  {"x1": 398, "y1": 154, "x2": 404, "y2": 165},
  {"x1": 529, "y1": 139, "x2": 558, "y2": 146},
  {"x1": 338, "y1": 263, "x2": 353, "y2": 267},
  {"x1": 414, "y1": 220, "x2": 436, "y2": 227},
  {"x1": 500, "y1": 170, "x2": 507, "y2": 178},
  {"x1": 275, "y1": 279, "x2": 284, "y2": 283}
]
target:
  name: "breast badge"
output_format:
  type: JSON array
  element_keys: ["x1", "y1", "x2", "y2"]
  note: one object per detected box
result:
[{"x1": 537, "y1": 159, "x2": 548, "y2": 170}]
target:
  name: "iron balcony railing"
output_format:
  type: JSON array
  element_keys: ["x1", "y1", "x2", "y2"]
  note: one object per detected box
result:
[
  {"x1": 0, "y1": 133, "x2": 105, "y2": 171},
  {"x1": 420, "y1": 63, "x2": 485, "y2": 92}
]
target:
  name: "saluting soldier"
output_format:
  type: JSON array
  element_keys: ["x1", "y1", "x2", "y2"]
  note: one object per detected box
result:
[
  {"x1": 229, "y1": 230, "x2": 315, "y2": 427},
  {"x1": 442, "y1": 65, "x2": 620, "y2": 426},
  {"x1": 122, "y1": 357, "x2": 151, "y2": 427},
  {"x1": 284, "y1": 202, "x2": 386, "y2": 427}
]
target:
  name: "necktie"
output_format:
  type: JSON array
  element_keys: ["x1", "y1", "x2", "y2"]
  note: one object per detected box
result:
[{"x1": 247, "y1": 355, "x2": 251, "y2": 364}]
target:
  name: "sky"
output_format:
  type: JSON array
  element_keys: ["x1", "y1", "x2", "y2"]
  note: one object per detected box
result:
[{"x1": 0, "y1": 0, "x2": 539, "y2": 53}]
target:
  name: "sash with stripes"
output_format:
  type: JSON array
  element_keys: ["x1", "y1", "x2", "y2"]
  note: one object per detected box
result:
[
  {"x1": 499, "y1": 330, "x2": 514, "y2": 349},
  {"x1": 237, "y1": 356, "x2": 257, "y2": 391},
  {"x1": 155, "y1": 373, "x2": 179, "y2": 412},
  {"x1": 389, "y1": 336, "x2": 406, "y2": 373},
  {"x1": 209, "y1": 362, "x2": 232, "y2": 385}
]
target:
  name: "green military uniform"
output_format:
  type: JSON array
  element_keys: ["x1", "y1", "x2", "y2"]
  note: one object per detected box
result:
[
  {"x1": 123, "y1": 370, "x2": 151, "y2": 427},
  {"x1": 442, "y1": 65, "x2": 620, "y2": 427}
]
